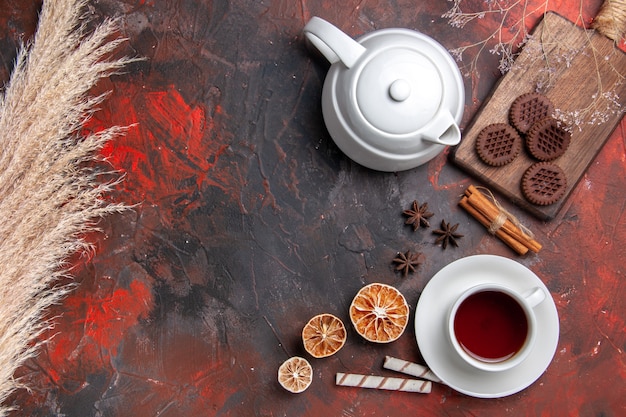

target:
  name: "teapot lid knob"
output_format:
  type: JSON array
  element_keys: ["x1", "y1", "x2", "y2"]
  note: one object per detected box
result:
[{"x1": 389, "y1": 79, "x2": 411, "y2": 102}]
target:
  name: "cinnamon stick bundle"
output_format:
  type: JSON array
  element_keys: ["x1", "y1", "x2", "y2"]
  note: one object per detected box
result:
[{"x1": 459, "y1": 185, "x2": 541, "y2": 255}]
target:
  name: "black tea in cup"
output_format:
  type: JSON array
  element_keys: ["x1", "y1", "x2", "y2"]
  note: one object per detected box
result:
[{"x1": 453, "y1": 290, "x2": 528, "y2": 362}]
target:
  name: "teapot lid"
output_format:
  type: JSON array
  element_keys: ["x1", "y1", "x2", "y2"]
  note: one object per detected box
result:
[
  {"x1": 357, "y1": 47, "x2": 444, "y2": 134},
  {"x1": 353, "y1": 29, "x2": 461, "y2": 137}
]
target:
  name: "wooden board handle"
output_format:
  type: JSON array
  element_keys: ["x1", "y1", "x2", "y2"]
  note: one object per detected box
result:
[{"x1": 593, "y1": 0, "x2": 626, "y2": 41}]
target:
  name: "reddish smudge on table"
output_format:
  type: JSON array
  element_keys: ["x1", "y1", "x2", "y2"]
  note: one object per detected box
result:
[
  {"x1": 85, "y1": 84, "x2": 236, "y2": 207},
  {"x1": 44, "y1": 280, "x2": 154, "y2": 378},
  {"x1": 3, "y1": 72, "x2": 252, "y2": 413}
]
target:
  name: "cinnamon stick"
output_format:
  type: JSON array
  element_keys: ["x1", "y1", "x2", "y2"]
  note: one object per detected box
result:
[
  {"x1": 465, "y1": 186, "x2": 542, "y2": 253},
  {"x1": 459, "y1": 185, "x2": 542, "y2": 255},
  {"x1": 459, "y1": 197, "x2": 529, "y2": 255}
]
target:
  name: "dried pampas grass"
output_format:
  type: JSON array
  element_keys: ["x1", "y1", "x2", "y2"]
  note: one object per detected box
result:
[{"x1": 0, "y1": 0, "x2": 135, "y2": 413}]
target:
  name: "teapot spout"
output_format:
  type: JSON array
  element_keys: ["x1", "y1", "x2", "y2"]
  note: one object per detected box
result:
[
  {"x1": 303, "y1": 17, "x2": 366, "y2": 68},
  {"x1": 421, "y1": 110, "x2": 461, "y2": 147}
]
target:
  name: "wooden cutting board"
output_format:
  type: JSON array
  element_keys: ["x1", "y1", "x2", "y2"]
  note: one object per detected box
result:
[{"x1": 451, "y1": 11, "x2": 626, "y2": 220}]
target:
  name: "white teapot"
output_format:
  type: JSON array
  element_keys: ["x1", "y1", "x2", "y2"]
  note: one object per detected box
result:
[{"x1": 303, "y1": 17, "x2": 464, "y2": 172}]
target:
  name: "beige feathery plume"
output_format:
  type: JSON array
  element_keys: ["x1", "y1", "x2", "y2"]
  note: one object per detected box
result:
[{"x1": 0, "y1": 0, "x2": 136, "y2": 413}]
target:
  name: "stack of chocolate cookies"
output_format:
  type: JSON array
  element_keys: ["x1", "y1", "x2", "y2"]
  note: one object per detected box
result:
[{"x1": 475, "y1": 92, "x2": 571, "y2": 206}]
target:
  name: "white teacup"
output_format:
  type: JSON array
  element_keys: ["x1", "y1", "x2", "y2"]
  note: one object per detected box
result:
[{"x1": 447, "y1": 283, "x2": 547, "y2": 372}]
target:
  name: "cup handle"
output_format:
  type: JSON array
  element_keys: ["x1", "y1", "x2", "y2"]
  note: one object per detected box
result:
[
  {"x1": 523, "y1": 287, "x2": 547, "y2": 308},
  {"x1": 303, "y1": 16, "x2": 366, "y2": 68},
  {"x1": 420, "y1": 110, "x2": 461, "y2": 146}
]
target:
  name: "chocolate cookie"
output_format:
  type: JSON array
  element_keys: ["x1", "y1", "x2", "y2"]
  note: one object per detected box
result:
[
  {"x1": 509, "y1": 92, "x2": 555, "y2": 134},
  {"x1": 475, "y1": 123, "x2": 522, "y2": 166},
  {"x1": 526, "y1": 117, "x2": 571, "y2": 161},
  {"x1": 521, "y1": 162, "x2": 567, "y2": 205}
]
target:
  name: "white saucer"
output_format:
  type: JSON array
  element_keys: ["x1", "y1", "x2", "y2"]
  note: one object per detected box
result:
[{"x1": 414, "y1": 255, "x2": 559, "y2": 398}]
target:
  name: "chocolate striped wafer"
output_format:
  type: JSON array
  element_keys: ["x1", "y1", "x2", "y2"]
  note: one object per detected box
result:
[
  {"x1": 336, "y1": 372, "x2": 432, "y2": 393},
  {"x1": 383, "y1": 356, "x2": 442, "y2": 383}
]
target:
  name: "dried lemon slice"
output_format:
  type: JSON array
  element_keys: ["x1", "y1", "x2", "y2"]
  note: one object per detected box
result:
[
  {"x1": 278, "y1": 356, "x2": 313, "y2": 393},
  {"x1": 349, "y1": 283, "x2": 409, "y2": 343},
  {"x1": 302, "y1": 313, "x2": 347, "y2": 358}
]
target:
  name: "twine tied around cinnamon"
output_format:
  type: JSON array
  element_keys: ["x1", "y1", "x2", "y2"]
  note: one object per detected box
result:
[
  {"x1": 593, "y1": 0, "x2": 626, "y2": 42},
  {"x1": 459, "y1": 185, "x2": 542, "y2": 255},
  {"x1": 474, "y1": 186, "x2": 535, "y2": 239}
]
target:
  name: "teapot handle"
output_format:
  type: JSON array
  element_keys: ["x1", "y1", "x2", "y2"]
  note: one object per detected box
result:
[
  {"x1": 421, "y1": 110, "x2": 461, "y2": 147},
  {"x1": 303, "y1": 17, "x2": 366, "y2": 68}
]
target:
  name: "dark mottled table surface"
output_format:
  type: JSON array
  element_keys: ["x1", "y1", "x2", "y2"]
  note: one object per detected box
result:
[{"x1": 1, "y1": 0, "x2": 624, "y2": 416}]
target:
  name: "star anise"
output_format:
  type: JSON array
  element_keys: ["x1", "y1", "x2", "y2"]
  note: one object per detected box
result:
[
  {"x1": 433, "y1": 220, "x2": 464, "y2": 249},
  {"x1": 403, "y1": 200, "x2": 434, "y2": 230},
  {"x1": 392, "y1": 250, "x2": 423, "y2": 276}
]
